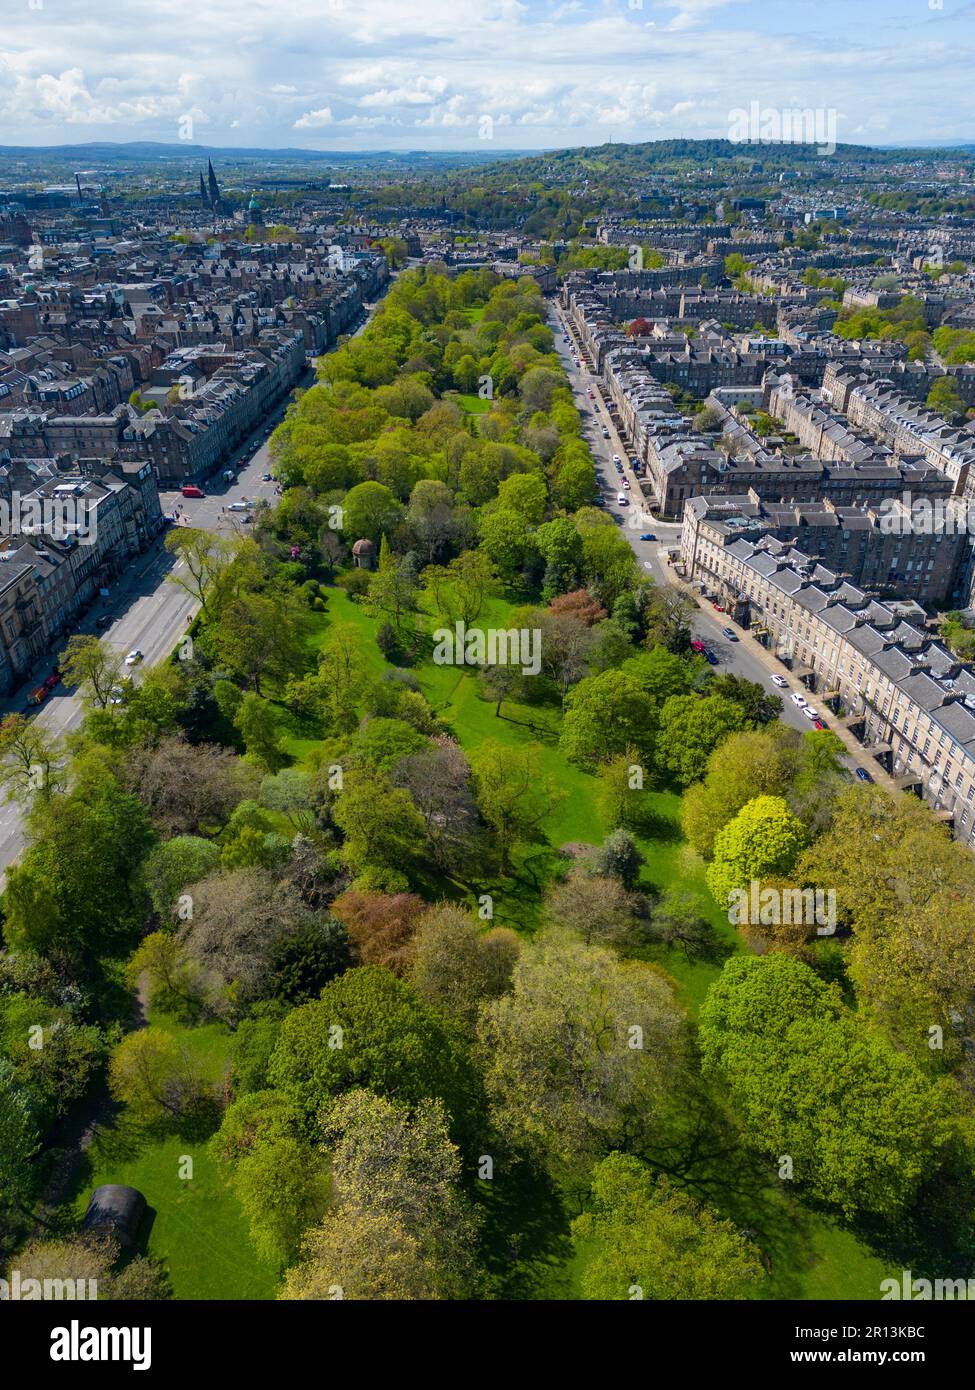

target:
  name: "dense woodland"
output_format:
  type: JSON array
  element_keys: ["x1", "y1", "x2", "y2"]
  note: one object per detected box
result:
[{"x1": 2, "y1": 267, "x2": 975, "y2": 1300}]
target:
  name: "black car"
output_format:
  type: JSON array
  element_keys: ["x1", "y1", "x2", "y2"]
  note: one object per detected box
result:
[
  {"x1": 855, "y1": 767, "x2": 873, "y2": 783},
  {"x1": 95, "y1": 615, "x2": 112, "y2": 629}
]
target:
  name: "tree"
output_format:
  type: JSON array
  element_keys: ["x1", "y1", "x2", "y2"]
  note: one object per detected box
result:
[
  {"x1": 590, "y1": 829, "x2": 644, "y2": 888},
  {"x1": 269, "y1": 918, "x2": 352, "y2": 1005},
  {"x1": 699, "y1": 955, "x2": 954, "y2": 1220},
  {"x1": 573, "y1": 1154, "x2": 763, "y2": 1300},
  {"x1": 560, "y1": 670, "x2": 657, "y2": 770},
  {"x1": 179, "y1": 868, "x2": 316, "y2": 1015},
  {"x1": 680, "y1": 729, "x2": 797, "y2": 858},
  {"x1": 126, "y1": 734, "x2": 255, "y2": 837},
  {"x1": 235, "y1": 693, "x2": 286, "y2": 772},
  {"x1": 281, "y1": 1089, "x2": 479, "y2": 1299},
  {"x1": 3, "y1": 773, "x2": 155, "y2": 965},
  {"x1": 234, "y1": 1137, "x2": 330, "y2": 1267},
  {"x1": 269, "y1": 966, "x2": 480, "y2": 1143},
  {"x1": 497, "y1": 470, "x2": 548, "y2": 524},
  {"x1": 478, "y1": 509, "x2": 538, "y2": 581},
  {"x1": 331, "y1": 890, "x2": 427, "y2": 975},
  {"x1": 0, "y1": 1059, "x2": 38, "y2": 1219},
  {"x1": 392, "y1": 740, "x2": 479, "y2": 871},
  {"x1": 544, "y1": 869, "x2": 640, "y2": 947},
  {"x1": 108, "y1": 1028, "x2": 213, "y2": 1129},
  {"x1": 332, "y1": 769, "x2": 425, "y2": 878},
  {"x1": 0, "y1": 715, "x2": 62, "y2": 803},
  {"x1": 478, "y1": 936, "x2": 685, "y2": 1181},
  {"x1": 58, "y1": 635, "x2": 124, "y2": 709},
  {"x1": 164, "y1": 527, "x2": 232, "y2": 617},
  {"x1": 142, "y1": 835, "x2": 221, "y2": 918},
  {"x1": 209, "y1": 590, "x2": 309, "y2": 695},
  {"x1": 649, "y1": 887, "x2": 718, "y2": 962},
  {"x1": 127, "y1": 931, "x2": 204, "y2": 1021},
  {"x1": 536, "y1": 608, "x2": 596, "y2": 710},
  {"x1": 705, "y1": 795, "x2": 806, "y2": 907},
  {"x1": 656, "y1": 694, "x2": 746, "y2": 787},
  {"x1": 410, "y1": 904, "x2": 519, "y2": 1028},
  {"x1": 707, "y1": 673, "x2": 783, "y2": 728},
  {"x1": 927, "y1": 375, "x2": 966, "y2": 423},
  {"x1": 470, "y1": 739, "x2": 564, "y2": 872},
  {"x1": 341, "y1": 481, "x2": 403, "y2": 545},
  {"x1": 423, "y1": 550, "x2": 496, "y2": 626},
  {"x1": 258, "y1": 768, "x2": 317, "y2": 833}
]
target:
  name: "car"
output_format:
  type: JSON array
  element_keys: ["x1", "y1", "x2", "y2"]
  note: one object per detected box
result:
[
  {"x1": 601, "y1": 427, "x2": 610, "y2": 437},
  {"x1": 95, "y1": 615, "x2": 112, "y2": 630},
  {"x1": 813, "y1": 720, "x2": 828, "y2": 731},
  {"x1": 639, "y1": 532, "x2": 657, "y2": 541},
  {"x1": 721, "y1": 626, "x2": 738, "y2": 641},
  {"x1": 617, "y1": 493, "x2": 628, "y2": 505},
  {"x1": 791, "y1": 692, "x2": 808, "y2": 707},
  {"x1": 108, "y1": 686, "x2": 125, "y2": 706},
  {"x1": 262, "y1": 472, "x2": 272, "y2": 482},
  {"x1": 690, "y1": 639, "x2": 706, "y2": 653},
  {"x1": 612, "y1": 454, "x2": 621, "y2": 464},
  {"x1": 227, "y1": 500, "x2": 250, "y2": 512},
  {"x1": 181, "y1": 485, "x2": 204, "y2": 498},
  {"x1": 125, "y1": 649, "x2": 144, "y2": 666},
  {"x1": 703, "y1": 647, "x2": 719, "y2": 665},
  {"x1": 770, "y1": 674, "x2": 788, "y2": 688},
  {"x1": 855, "y1": 767, "x2": 873, "y2": 783},
  {"x1": 802, "y1": 706, "x2": 820, "y2": 721},
  {"x1": 622, "y1": 478, "x2": 630, "y2": 489}
]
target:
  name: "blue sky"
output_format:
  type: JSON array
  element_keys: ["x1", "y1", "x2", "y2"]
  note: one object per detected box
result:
[{"x1": 1, "y1": 0, "x2": 974, "y2": 151}]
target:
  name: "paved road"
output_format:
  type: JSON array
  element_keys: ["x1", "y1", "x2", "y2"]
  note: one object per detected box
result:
[{"x1": 0, "y1": 289, "x2": 393, "y2": 880}]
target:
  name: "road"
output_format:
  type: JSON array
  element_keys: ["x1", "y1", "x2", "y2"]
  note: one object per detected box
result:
[{"x1": 0, "y1": 289, "x2": 392, "y2": 880}]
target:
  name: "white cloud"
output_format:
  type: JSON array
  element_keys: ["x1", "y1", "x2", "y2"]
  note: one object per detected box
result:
[{"x1": 293, "y1": 106, "x2": 333, "y2": 128}]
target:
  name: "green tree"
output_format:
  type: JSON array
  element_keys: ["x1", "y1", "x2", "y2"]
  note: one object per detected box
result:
[
  {"x1": 699, "y1": 955, "x2": 954, "y2": 1219},
  {"x1": 656, "y1": 694, "x2": 746, "y2": 787},
  {"x1": 705, "y1": 795, "x2": 806, "y2": 907},
  {"x1": 573, "y1": 1153, "x2": 763, "y2": 1300}
]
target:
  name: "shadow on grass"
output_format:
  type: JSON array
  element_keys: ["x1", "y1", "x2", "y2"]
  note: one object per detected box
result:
[{"x1": 474, "y1": 1156, "x2": 574, "y2": 1300}]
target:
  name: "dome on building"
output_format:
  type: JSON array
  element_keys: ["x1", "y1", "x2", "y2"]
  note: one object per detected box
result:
[{"x1": 351, "y1": 538, "x2": 373, "y2": 556}]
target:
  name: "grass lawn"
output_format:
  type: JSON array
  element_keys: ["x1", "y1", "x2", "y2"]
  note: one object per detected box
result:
[
  {"x1": 66, "y1": 1010, "x2": 279, "y2": 1301},
  {"x1": 455, "y1": 392, "x2": 492, "y2": 415}
]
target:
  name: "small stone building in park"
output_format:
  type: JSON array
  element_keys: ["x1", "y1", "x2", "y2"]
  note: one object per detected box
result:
[{"x1": 352, "y1": 537, "x2": 375, "y2": 569}]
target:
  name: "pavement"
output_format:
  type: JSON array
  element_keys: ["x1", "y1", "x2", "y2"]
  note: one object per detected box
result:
[{"x1": 549, "y1": 304, "x2": 899, "y2": 790}]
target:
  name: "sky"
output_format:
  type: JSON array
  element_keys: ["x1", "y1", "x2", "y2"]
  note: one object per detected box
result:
[{"x1": 1, "y1": 0, "x2": 974, "y2": 153}]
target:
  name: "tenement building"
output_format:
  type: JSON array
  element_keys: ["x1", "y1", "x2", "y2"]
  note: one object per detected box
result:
[{"x1": 677, "y1": 528, "x2": 975, "y2": 842}]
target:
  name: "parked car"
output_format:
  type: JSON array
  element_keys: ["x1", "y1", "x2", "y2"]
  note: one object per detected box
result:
[
  {"x1": 262, "y1": 472, "x2": 272, "y2": 482},
  {"x1": 703, "y1": 647, "x2": 719, "y2": 665},
  {"x1": 690, "y1": 639, "x2": 706, "y2": 653},
  {"x1": 770, "y1": 674, "x2": 788, "y2": 688},
  {"x1": 95, "y1": 615, "x2": 112, "y2": 630},
  {"x1": 181, "y1": 485, "x2": 204, "y2": 498},
  {"x1": 601, "y1": 427, "x2": 610, "y2": 437},
  {"x1": 640, "y1": 532, "x2": 656, "y2": 541},
  {"x1": 228, "y1": 500, "x2": 250, "y2": 512},
  {"x1": 721, "y1": 626, "x2": 738, "y2": 641},
  {"x1": 622, "y1": 478, "x2": 630, "y2": 489},
  {"x1": 791, "y1": 692, "x2": 808, "y2": 707},
  {"x1": 125, "y1": 649, "x2": 144, "y2": 666},
  {"x1": 813, "y1": 719, "x2": 828, "y2": 730},
  {"x1": 612, "y1": 454, "x2": 621, "y2": 464},
  {"x1": 855, "y1": 767, "x2": 873, "y2": 783},
  {"x1": 617, "y1": 492, "x2": 628, "y2": 505},
  {"x1": 802, "y1": 706, "x2": 820, "y2": 721}
]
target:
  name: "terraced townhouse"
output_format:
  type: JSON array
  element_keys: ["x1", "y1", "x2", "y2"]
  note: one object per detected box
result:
[{"x1": 679, "y1": 524, "x2": 975, "y2": 843}]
